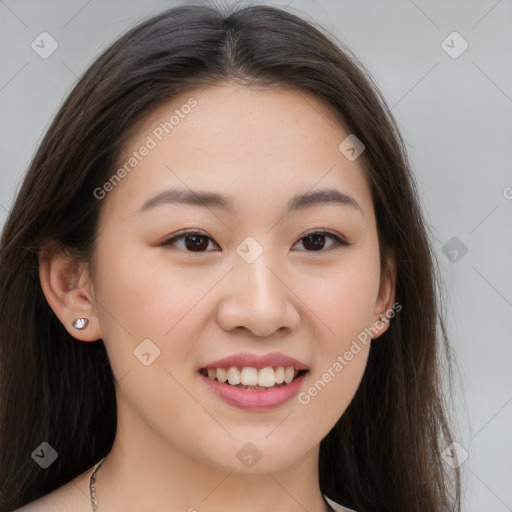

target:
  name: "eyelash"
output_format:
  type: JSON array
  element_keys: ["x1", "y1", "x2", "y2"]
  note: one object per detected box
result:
[{"x1": 160, "y1": 229, "x2": 350, "y2": 253}]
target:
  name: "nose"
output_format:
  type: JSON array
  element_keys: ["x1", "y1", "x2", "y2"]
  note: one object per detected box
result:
[{"x1": 215, "y1": 249, "x2": 300, "y2": 338}]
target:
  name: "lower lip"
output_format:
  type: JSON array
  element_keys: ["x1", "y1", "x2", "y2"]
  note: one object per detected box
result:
[{"x1": 199, "y1": 371, "x2": 308, "y2": 411}]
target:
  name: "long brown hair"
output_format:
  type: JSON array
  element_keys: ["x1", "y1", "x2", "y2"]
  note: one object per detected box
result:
[{"x1": 0, "y1": 3, "x2": 461, "y2": 511}]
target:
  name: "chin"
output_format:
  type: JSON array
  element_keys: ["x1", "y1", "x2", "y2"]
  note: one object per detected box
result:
[{"x1": 196, "y1": 436, "x2": 311, "y2": 474}]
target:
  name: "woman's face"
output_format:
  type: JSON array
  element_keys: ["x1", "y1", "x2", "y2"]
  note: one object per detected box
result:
[{"x1": 84, "y1": 82, "x2": 394, "y2": 473}]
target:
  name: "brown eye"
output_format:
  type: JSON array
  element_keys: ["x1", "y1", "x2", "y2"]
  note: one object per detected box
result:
[
  {"x1": 182, "y1": 234, "x2": 211, "y2": 251},
  {"x1": 161, "y1": 231, "x2": 219, "y2": 252},
  {"x1": 294, "y1": 230, "x2": 349, "y2": 252}
]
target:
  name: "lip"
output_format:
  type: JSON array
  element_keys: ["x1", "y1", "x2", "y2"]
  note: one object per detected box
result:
[
  {"x1": 199, "y1": 370, "x2": 308, "y2": 411},
  {"x1": 199, "y1": 352, "x2": 308, "y2": 371}
]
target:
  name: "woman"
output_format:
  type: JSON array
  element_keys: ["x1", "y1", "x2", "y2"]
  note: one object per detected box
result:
[{"x1": 0, "y1": 3, "x2": 461, "y2": 511}]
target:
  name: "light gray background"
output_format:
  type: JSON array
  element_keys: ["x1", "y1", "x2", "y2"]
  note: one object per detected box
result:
[{"x1": 1, "y1": 0, "x2": 511, "y2": 510}]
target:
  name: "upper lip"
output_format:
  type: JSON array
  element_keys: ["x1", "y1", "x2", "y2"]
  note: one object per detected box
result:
[{"x1": 200, "y1": 352, "x2": 308, "y2": 371}]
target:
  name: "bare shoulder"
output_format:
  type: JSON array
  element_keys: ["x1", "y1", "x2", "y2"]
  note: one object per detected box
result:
[{"x1": 12, "y1": 469, "x2": 93, "y2": 512}]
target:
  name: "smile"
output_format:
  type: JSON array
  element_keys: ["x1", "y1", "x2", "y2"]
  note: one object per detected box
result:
[{"x1": 199, "y1": 366, "x2": 309, "y2": 411}]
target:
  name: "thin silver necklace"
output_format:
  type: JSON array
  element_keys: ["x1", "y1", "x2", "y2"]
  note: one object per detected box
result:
[
  {"x1": 89, "y1": 456, "x2": 106, "y2": 512},
  {"x1": 89, "y1": 456, "x2": 336, "y2": 512}
]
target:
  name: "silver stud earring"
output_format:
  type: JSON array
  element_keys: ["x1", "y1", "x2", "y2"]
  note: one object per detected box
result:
[
  {"x1": 379, "y1": 315, "x2": 390, "y2": 323},
  {"x1": 72, "y1": 318, "x2": 89, "y2": 330}
]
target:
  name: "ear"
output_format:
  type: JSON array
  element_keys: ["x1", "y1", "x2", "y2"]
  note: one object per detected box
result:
[
  {"x1": 371, "y1": 254, "x2": 398, "y2": 340},
  {"x1": 38, "y1": 243, "x2": 102, "y2": 342}
]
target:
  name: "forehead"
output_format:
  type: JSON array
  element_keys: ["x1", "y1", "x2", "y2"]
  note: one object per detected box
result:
[{"x1": 100, "y1": 82, "x2": 373, "y2": 223}]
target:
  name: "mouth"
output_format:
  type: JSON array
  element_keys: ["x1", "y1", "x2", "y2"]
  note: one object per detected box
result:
[
  {"x1": 198, "y1": 366, "x2": 309, "y2": 391},
  {"x1": 198, "y1": 365, "x2": 309, "y2": 410}
]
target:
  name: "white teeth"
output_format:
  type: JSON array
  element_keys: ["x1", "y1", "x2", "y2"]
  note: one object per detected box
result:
[
  {"x1": 203, "y1": 366, "x2": 301, "y2": 388},
  {"x1": 257, "y1": 367, "x2": 275, "y2": 387},
  {"x1": 241, "y1": 367, "x2": 258, "y2": 386},
  {"x1": 284, "y1": 366, "x2": 295, "y2": 384},
  {"x1": 227, "y1": 366, "x2": 241, "y2": 385},
  {"x1": 216, "y1": 367, "x2": 227, "y2": 383},
  {"x1": 274, "y1": 366, "x2": 285, "y2": 384}
]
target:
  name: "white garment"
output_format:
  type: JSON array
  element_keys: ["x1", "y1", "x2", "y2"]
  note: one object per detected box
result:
[{"x1": 323, "y1": 494, "x2": 357, "y2": 512}]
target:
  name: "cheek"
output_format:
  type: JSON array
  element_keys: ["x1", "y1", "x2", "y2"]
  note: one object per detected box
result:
[
  {"x1": 305, "y1": 249, "x2": 381, "y2": 342},
  {"x1": 94, "y1": 239, "x2": 207, "y2": 336},
  {"x1": 302, "y1": 343, "x2": 370, "y2": 433}
]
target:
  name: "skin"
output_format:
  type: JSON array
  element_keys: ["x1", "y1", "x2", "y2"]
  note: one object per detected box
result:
[{"x1": 31, "y1": 82, "x2": 396, "y2": 512}]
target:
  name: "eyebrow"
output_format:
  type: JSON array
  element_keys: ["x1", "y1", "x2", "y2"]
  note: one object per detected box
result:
[{"x1": 138, "y1": 187, "x2": 362, "y2": 215}]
